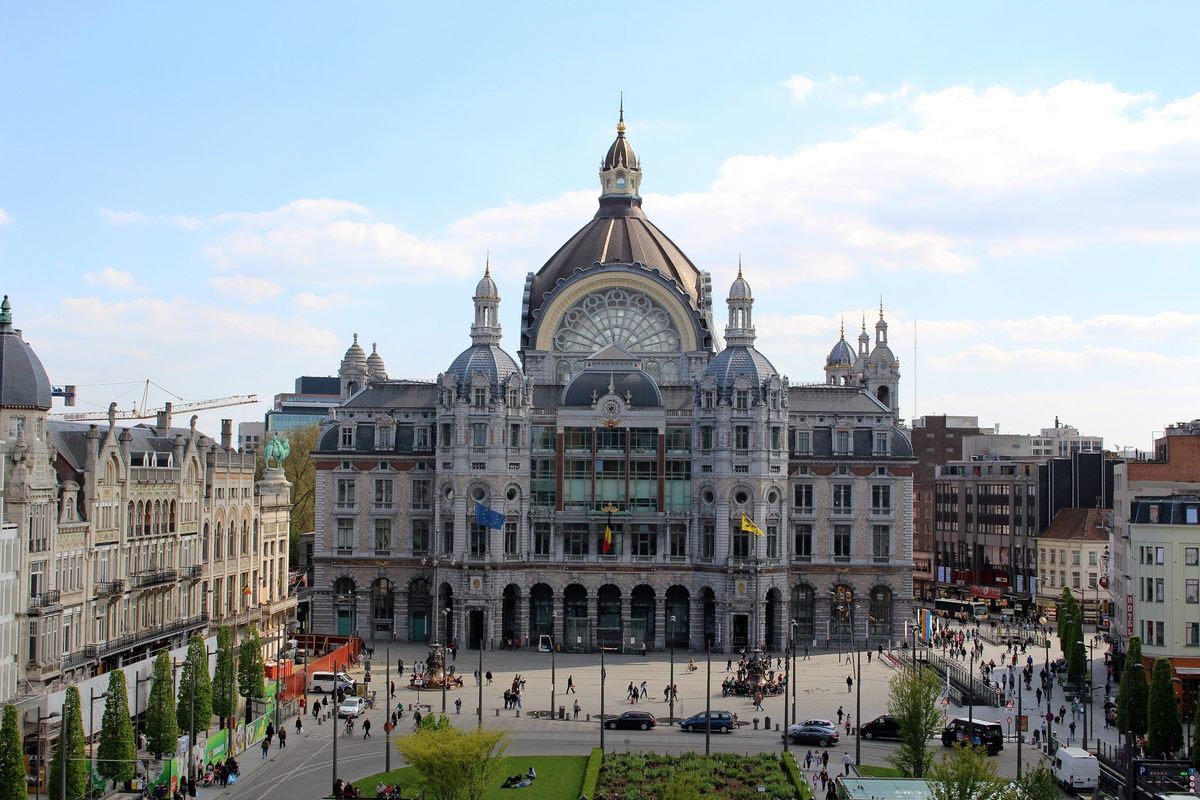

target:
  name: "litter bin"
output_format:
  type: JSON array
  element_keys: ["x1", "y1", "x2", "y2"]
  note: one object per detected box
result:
[{"x1": 559, "y1": 705, "x2": 566, "y2": 719}]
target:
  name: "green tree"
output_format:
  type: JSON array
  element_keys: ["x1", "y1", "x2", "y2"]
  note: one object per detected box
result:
[
  {"x1": 255, "y1": 424, "x2": 318, "y2": 567},
  {"x1": 1147, "y1": 657, "x2": 1184, "y2": 757},
  {"x1": 176, "y1": 636, "x2": 213, "y2": 734},
  {"x1": 212, "y1": 627, "x2": 236, "y2": 727},
  {"x1": 927, "y1": 743, "x2": 1009, "y2": 800},
  {"x1": 145, "y1": 651, "x2": 179, "y2": 757},
  {"x1": 1064, "y1": 613, "x2": 1086, "y2": 684},
  {"x1": 1010, "y1": 763, "x2": 1060, "y2": 800},
  {"x1": 1117, "y1": 637, "x2": 1148, "y2": 736},
  {"x1": 886, "y1": 665, "x2": 945, "y2": 778},
  {"x1": 96, "y1": 671, "x2": 135, "y2": 790},
  {"x1": 238, "y1": 625, "x2": 266, "y2": 701},
  {"x1": 48, "y1": 687, "x2": 87, "y2": 800},
  {"x1": 395, "y1": 726, "x2": 508, "y2": 800},
  {"x1": 0, "y1": 706, "x2": 26, "y2": 800}
]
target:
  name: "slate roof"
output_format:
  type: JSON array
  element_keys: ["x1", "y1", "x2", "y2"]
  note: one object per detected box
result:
[
  {"x1": 0, "y1": 297, "x2": 52, "y2": 410},
  {"x1": 703, "y1": 346, "x2": 777, "y2": 391},
  {"x1": 446, "y1": 344, "x2": 522, "y2": 390},
  {"x1": 562, "y1": 368, "x2": 663, "y2": 408}
]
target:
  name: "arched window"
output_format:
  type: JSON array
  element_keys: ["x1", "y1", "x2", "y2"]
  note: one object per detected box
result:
[
  {"x1": 241, "y1": 520, "x2": 249, "y2": 554},
  {"x1": 869, "y1": 586, "x2": 893, "y2": 639},
  {"x1": 791, "y1": 584, "x2": 815, "y2": 639},
  {"x1": 214, "y1": 523, "x2": 223, "y2": 559}
]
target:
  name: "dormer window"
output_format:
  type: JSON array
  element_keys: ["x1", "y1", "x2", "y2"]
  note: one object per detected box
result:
[
  {"x1": 734, "y1": 390, "x2": 749, "y2": 411},
  {"x1": 473, "y1": 387, "x2": 487, "y2": 409},
  {"x1": 616, "y1": 174, "x2": 626, "y2": 189},
  {"x1": 339, "y1": 426, "x2": 354, "y2": 450}
]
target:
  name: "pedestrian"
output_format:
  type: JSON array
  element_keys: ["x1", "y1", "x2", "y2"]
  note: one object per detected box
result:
[
  {"x1": 567, "y1": 675, "x2": 576, "y2": 694},
  {"x1": 455, "y1": 698, "x2": 462, "y2": 715},
  {"x1": 295, "y1": 716, "x2": 303, "y2": 736},
  {"x1": 727, "y1": 659, "x2": 732, "y2": 672},
  {"x1": 390, "y1": 680, "x2": 396, "y2": 699},
  {"x1": 640, "y1": 681, "x2": 648, "y2": 699},
  {"x1": 804, "y1": 750, "x2": 813, "y2": 769},
  {"x1": 413, "y1": 709, "x2": 423, "y2": 729},
  {"x1": 573, "y1": 699, "x2": 581, "y2": 719},
  {"x1": 837, "y1": 706, "x2": 844, "y2": 724},
  {"x1": 821, "y1": 750, "x2": 829, "y2": 768},
  {"x1": 846, "y1": 675, "x2": 853, "y2": 693},
  {"x1": 867, "y1": 650, "x2": 872, "y2": 664},
  {"x1": 804, "y1": 645, "x2": 810, "y2": 660},
  {"x1": 278, "y1": 728, "x2": 287, "y2": 748},
  {"x1": 486, "y1": 670, "x2": 493, "y2": 686},
  {"x1": 842, "y1": 752, "x2": 853, "y2": 776},
  {"x1": 1069, "y1": 720, "x2": 1076, "y2": 743},
  {"x1": 260, "y1": 736, "x2": 270, "y2": 760},
  {"x1": 474, "y1": 669, "x2": 480, "y2": 686},
  {"x1": 1036, "y1": 687, "x2": 1042, "y2": 705},
  {"x1": 363, "y1": 718, "x2": 372, "y2": 739},
  {"x1": 398, "y1": 659, "x2": 404, "y2": 676}
]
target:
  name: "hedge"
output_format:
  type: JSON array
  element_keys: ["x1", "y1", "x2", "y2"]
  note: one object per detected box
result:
[{"x1": 581, "y1": 747, "x2": 603, "y2": 799}]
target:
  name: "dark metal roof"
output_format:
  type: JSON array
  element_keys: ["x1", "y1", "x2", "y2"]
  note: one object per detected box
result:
[
  {"x1": 526, "y1": 200, "x2": 702, "y2": 319},
  {"x1": 602, "y1": 133, "x2": 638, "y2": 171},
  {"x1": 827, "y1": 338, "x2": 855, "y2": 367},
  {"x1": 446, "y1": 344, "x2": 522, "y2": 390},
  {"x1": 0, "y1": 300, "x2": 52, "y2": 410},
  {"x1": 703, "y1": 346, "x2": 777, "y2": 391},
  {"x1": 562, "y1": 368, "x2": 663, "y2": 408},
  {"x1": 343, "y1": 381, "x2": 438, "y2": 409}
]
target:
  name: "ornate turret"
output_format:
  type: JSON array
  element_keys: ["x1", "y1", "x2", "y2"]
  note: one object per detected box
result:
[
  {"x1": 470, "y1": 260, "x2": 502, "y2": 346},
  {"x1": 366, "y1": 343, "x2": 388, "y2": 383},
  {"x1": 339, "y1": 333, "x2": 369, "y2": 399},
  {"x1": 865, "y1": 300, "x2": 900, "y2": 413},
  {"x1": 599, "y1": 97, "x2": 642, "y2": 199}
]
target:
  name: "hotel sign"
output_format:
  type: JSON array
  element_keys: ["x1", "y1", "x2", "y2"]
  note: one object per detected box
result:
[{"x1": 1126, "y1": 593, "x2": 1134, "y2": 635}]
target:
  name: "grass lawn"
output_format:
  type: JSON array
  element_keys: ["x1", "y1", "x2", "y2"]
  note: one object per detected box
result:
[
  {"x1": 855, "y1": 764, "x2": 905, "y2": 778},
  {"x1": 353, "y1": 754, "x2": 587, "y2": 799}
]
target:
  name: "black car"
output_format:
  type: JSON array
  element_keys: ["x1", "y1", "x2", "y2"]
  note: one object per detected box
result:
[
  {"x1": 679, "y1": 710, "x2": 736, "y2": 733},
  {"x1": 858, "y1": 714, "x2": 902, "y2": 740},
  {"x1": 783, "y1": 723, "x2": 840, "y2": 747},
  {"x1": 605, "y1": 711, "x2": 657, "y2": 731}
]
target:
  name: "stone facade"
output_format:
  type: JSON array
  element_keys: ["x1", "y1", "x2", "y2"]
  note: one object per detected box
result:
[{"x1": 309, "y1": 114, "x2": 916, "y2": 654}]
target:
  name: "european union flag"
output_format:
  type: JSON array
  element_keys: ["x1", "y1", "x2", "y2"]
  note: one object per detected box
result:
[{"x1": 474, "y1": 501, "x2": 506, "y2": 530}]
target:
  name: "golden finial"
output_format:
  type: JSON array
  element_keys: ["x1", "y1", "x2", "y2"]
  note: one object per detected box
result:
[{"x1": 616, "y1": 92, "x2": 626, "y2": 134}]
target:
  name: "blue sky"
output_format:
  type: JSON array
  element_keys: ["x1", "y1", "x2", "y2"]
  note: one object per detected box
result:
[{"x1": 2, "y1": 3, "x2": 1199, "y2": 448}]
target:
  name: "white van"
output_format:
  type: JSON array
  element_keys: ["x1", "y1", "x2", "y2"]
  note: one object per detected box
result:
[
  {"x1": 309, "y1": 670, "x2": 355, "y2": 694},
  {"x1": 1051, "y1": 746, "x2": 1099, "y2": 793}
]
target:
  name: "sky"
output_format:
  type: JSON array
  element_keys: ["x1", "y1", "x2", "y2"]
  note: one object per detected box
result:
[{"x1": 2, "y1": 3, "x2": 1199, "y2": 450}]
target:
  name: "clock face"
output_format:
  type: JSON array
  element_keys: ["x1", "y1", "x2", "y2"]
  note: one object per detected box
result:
[{"x1": 601, "y1": 399, "x2": 621, "y2": 420}]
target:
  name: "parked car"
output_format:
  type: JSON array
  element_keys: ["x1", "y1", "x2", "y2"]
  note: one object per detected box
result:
[
  {"x1": 679, "y1": 710, "x2": 736, "y2": 733},
  {"x1": 605, "y1": 711, "x2": 657, "y2": 731},
  {"x1": 859, "y1": 714, "x2": 902, "y2": 740},
  {"x1": 799, "y1": 718, "x2": 836, "y2": 729},
  {"x1": 783, "y1": 723, "x2": 840, "y2": 746},
  {"x1": 310, "y1": 670, "x2": 356, "y2": 694},
  {"x1": 338, "y1": 697, "x2": 366, "y2": 718}
]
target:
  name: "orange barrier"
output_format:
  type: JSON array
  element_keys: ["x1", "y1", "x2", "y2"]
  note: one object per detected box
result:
[{"x1": 277, "y1": 635, "x2": 363, "y2": 700}]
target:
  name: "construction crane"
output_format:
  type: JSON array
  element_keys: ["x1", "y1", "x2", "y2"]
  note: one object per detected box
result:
[{"x1": 52, "y1": 391, "x2": 258, "y2": 421}]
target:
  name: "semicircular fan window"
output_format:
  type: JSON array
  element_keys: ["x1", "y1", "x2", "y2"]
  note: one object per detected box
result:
[{"x1": 553, "y1": 288, "x2": 680, "y2": 353}]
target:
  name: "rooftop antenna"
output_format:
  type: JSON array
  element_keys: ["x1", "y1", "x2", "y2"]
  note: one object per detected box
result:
[{"x1": 913, "y1": 319, "x2": 918, "y2": 422}]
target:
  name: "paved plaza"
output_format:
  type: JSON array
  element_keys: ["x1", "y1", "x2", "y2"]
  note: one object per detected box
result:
[{"x1": 207, "y1": 624, "x2": 1116, "y2": 798}]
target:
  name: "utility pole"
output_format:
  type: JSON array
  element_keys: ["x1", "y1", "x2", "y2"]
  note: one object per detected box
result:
[
  {"x1": 705, "y1": 641, "x2": 712, "y2": 756},
  {"x1": 477, "y1": 633, "x2": 484, "y2": 730},
  {"x1": 599, "y1": 637, "x2": 606, "y2": 754}
]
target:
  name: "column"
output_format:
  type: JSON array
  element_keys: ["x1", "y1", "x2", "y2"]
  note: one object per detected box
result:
[
  {"x1": 689, "y1": 595, "x2": 704, "y2": 650},
  {"x1": 715, "y1": 499, "x2": 731, "y2": 564},
  {"x1": 654, "y1": 595, "x2": 667, "y2": 651},
  {"x1": 621, "y1": 593, "x2": 634, "y2": 652},
  {"x1": 514, "y1": 591, "x2": 528, "y2": 649}
]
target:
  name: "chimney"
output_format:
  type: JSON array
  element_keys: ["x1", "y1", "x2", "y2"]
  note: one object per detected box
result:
[
  {"x1": 156, "y1": 401, "x2": 174, "y2": 434},
  {"x1": 221, "y1": 419, "x2": 233, "y2": 450}
]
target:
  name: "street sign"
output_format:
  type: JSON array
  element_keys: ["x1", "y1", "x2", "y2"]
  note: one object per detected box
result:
[
  {"x1": 1006, "y1": 700, "x2": 1014, "y2": 710},
  {"x1": 1017, "y1": 715, "x2": 1028, "y2": 732},
  {"x1": 1007, "y1": 716, "x2": 1012, "y2": 724},
  {"x1": 942, "y1": 697, "x2": 949, "y2": 706}
]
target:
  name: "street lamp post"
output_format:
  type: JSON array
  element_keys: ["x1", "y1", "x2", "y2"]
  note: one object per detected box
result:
[
  {"x1": 1078, "y1": 635, "x2": 1088, "y2": 750},
  {"x1": 705, "y1": 641, "x2": 712, "y2": 756},
  {"x1": 790, "y1": 619, "x2": 798, "y2": 722},
  {"x1": 385, "y1": 646, "x2": 391, "y2": 772},
  {"x1": 783, "y1": 637, "x2": 790, "y2": 755},
  {"x1": 1017, "y1": 666, "x2": 1024, "y2": 779},
  {"x1": 668, "y1": 615, "x2": 676, "y2": 724},
  {"x1": 855, "y1": 605, "x2": 862, "y2": 767},
  {"x1": 550, "y1": 611, "x2": 558, "y2": 720},
  {"x1": 477, "y1": 632, "x2": 484, "y2": 730},
  {"x1": 599, "y1": 633, "x2": 606, "y2": 754},
  {"x1": 969, "y1": 649, "x2": 976, "y2": 728},
  {"x1": 332, "y1": 657, "x2": 339, "y2": 796},
  {"x1": 87, "y1": 689, "x2": 108, "y2": 800},
  {"x1": 441, "y1": 608, "x2": 450, "y2": 715},
  {"x1": 59, "y1": 707, "x2": 67, "y2": 800}
]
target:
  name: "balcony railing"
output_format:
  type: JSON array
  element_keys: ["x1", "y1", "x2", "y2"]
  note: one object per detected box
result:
[
  {"x1": 134, "y1": 569, "x2": 178, "y2": 588},
  {"x1": 186, "y1": 565, "x2": 203, "y2": 579},
  {"x1": 83, "y1": 612, "x2": 210, "y2": 659},
  {"x1": 62, "y1": 650, "x2": 93, "y2": 670},
  {"x1": 29, "y1": 591, "x2": 61, "y2": 613},
  {"x1": 96, "y1": 579, "x2": 124, "y2": 597}
]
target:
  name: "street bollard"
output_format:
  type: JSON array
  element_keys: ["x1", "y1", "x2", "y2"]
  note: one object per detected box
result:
[
  {"x1": 764, "y1": 716, "x2": 771, "y2": 730},
  {"x1": 753, "y1": 718, "x2": 760, "y2": 730},
  {"x1": 495, "y1": 708, "x2": 500, "y2": 717}
]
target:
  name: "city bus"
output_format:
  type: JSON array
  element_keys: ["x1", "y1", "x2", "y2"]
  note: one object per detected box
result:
[{"x1": 933, "y1": 598, "x2": 989, "y2": 621}]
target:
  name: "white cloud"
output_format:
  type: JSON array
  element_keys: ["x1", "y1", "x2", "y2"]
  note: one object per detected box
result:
[
  {"x1": 207, "y1": 275, "x2": 285, "y2": 301},
  {"x1": 82, "y1": 267, "x2": 141, "y2": 291},
  {"x1": 783, "y1": 75, "x2": 815, "y2": 100},
  {"x1": 293, "y1": 292, "x2": 350, "y2": 311},
  {"x1": 97, "y1": 208, "x2": 148, "y2": 225},
  {"x1": 0, "y1": 208, "x2": 10, "y2": 225}
]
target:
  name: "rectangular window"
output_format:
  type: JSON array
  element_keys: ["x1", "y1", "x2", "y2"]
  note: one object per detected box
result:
[
  {"x1": 833, "y1": 525, "x2": 851, "y2": 561},
  {"x1": 1088, "y1": 551, "x2": 1098, "y2": 566},
  {"x1": 632, "y1": 527, "x2": 657, "y2": 557},
  {"x1": 734, "y1": 389, "x2": 749, "y2": 410},
  {"x1": 734, "y1": 426, "x2": 750, "y2": 450},
  {"x1": 1189, "y1": 548, "x2": 1200, "y2": 566},
  {"x1": 700, "y1": 426, "x2": 714, "y2": 450},
  {"x1": 872, "y1": 525, "x2": 890, "y2": 562},
  {"x1": 336, "y1": 478, "x2": 356, "y2": 509},
  {"x1": 793, "y1": 524, "x2": 812, "y2": 561},
  {"x1": 669, "y1": 524, "x2": 687, "y2": 558},
  {"x1": 473, "y1": 387, "x2": 487, "y2": 409},
  {"x1": 563, "y1": 525, "x2": 589, "y2": 556},
  {"x1": 1157, "y1": 621, "x2": 1165, "y2": 646},
  {"x1": 1072, "y1": 551, "x2": 1081, "y2": 566},
  {"x1": 732, "y1": 531, "x2": 751, "y2": 559},
  {"x1": 373, "y1": 519, "x2": 392, "y2": 554},
  {"x1": 771, "y1": 427, "x2": 782, "y2": 451},
  {"x1": 442, "y1": 518, "x2": 454, "y2": 554},
  {"x1": 766, "y1": 525, "x2": 779, "y2": 559},
  {"x1": 340, "y1": 426, "x2": 354, "y2": 449},
  {"x1": 874, "y1": 432, "x2": 888, "y2": 455},
  {"x1": 1187, "y1": 579, "x2": 1199, "y2": 604},
  {"x1": 702, "y1": 524, "x2": 715, "y2": 559},
  {"x1": 411, "y1": 519, "x2": 430, "y2": 554},
  {"x1": 1072, "y1": 572, "x2": 1081, "y2": 590},
  {"x1": 509, "y1": 423, "x2": 521, "y2": 448},
  {"x1": 793, "y1": 483, "x2": 813, "y2": 512},
  {"x1": 533, "y1": 523, "x2": 552, "y2": 556},
  {"x1": 416, "y1": 427, "x2": 431, "y2": 450},
  {"x1": 871, "y1": 484, "x2": 891, "y2": 513},
  {"x1": 504, "y1": 521, "x2": 518, "y2": 556},
  {"x1": 833, "y1": 484, "x2": 852, "y2": 514},
  {"x1": 440, "y1": 423, "x2": 453, "y2": 448},
  {"x1": 377, "y1": 426, "x2": 393, "y2": 449},
  {"x1": 1156, "y1": 577, "x2": 1166, "y2": 602},
  {"x1": 835, "y1": 430, "x2": 850, "y2": 455},
  {"x1": 795, "y1": 431, "x2": 811, "y2": 454},
  {"x1": 531, "y1": 426, "x2": 555, "y2": 451},
  {"x1": 469, "y1": 522, "x2": 487, "y2": 556},
  {"x1": 335, "y1": 518, "x2": 353, "y2": 552},
  {"x1": 1188, "y1": 622, "x2": 1200, "y2": 647},
  {"x1": 412, "y1": 479, "x2": 431, "y2": 510},
  {"x1": 374, "y1": 479, "x2": 393, "y2": 509},
  {"x1": 472, "y1": 423, "x2": 487, "y2": 448},
  {"x1": 1157, "y1": 547, "x2": 1166, "y2": 564}
]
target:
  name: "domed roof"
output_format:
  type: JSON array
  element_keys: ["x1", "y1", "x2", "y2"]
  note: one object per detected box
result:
[
  {"x1": 562, "y1": 368, "x2": 662, "y2": 408},
  {"x1": 446, "y1": 343, "x2": 522, "y2": 389},
  {"x1": 475, "y1": 265, "x2": 499, "y2": 300},
  {"x1": 341, "y1": 333, "x2": 367, "y2": 369},
  {"x1": 827, "y1": 337, "x2": 855, "y2": 367},
  {"x1": 704, "y1": 345, "x2": 777, "y2": 390},
  {"x1": 602, "y1": 102, "x2": 639, "y2": 171},
  {"x1": 366, "y1": 343, "x2": 387, "y2": 381},
  {"x1": 728, "y1": 266, "x2": 752, "y2": 300},
  {"x1": 0, "y1": 295, "x2": 52, "y2": 410}
]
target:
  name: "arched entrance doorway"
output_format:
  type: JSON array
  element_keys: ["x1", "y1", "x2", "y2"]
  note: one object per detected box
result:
[
  {"x1": 529, "y1": 583, "x2": 553, "y2": 644},
  {"x1": 408, "y1": 577, "x2": 430, "y2": 642},
  {"x1": 371, "y1": 578, "x2": 394, "y2": 641},
  {"x1": 597, "y1": 585, "x2": 622, "y2": 650},
  {"x1": 333, "y1": 577, "x2": 356, "y2": 637},
  {"x1": 630, "y1": 585, "x2": 655, "y2": 650},
  {"x1": 702, "y1": 587, "x2": 716, "y2": 649},
  {"x1": 502, "y1": 584, "x2": 520, "y2": 646},
  {"x1": 665, "y1": 586, "x2": 690, "y2": 649},
  {"x1": 563, "y1": 583, "x2": 588, "y2": 652},
  {"x1": 791, "y1": 584, "x2": 815, "y2": 646},
  {"x1": 764, "y1": 588, "x2": 781, "y2": 651}
]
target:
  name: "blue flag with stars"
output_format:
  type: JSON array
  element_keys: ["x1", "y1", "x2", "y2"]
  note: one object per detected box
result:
[{"x1": 474, "y1": 501, "x2": 506, "y2": 530}]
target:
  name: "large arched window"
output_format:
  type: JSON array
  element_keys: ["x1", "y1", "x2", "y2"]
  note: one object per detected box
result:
[
  {"x1": 869, "y1": 586, "x2": 893, "y2": 639},
  {"x1": 553, "y1": 288, "x2": 680, "y2": 353},
  {"x1": 791, "y1": 584, "x2": 815, "y2": 639}
]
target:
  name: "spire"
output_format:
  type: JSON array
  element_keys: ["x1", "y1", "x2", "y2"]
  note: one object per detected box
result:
[
  {"x1": 737, "y1": 254, "x2": 743, "y2": 278},
  {"x1": 600, "y1": 99, "x2": 640, "y2": 196},
  {"x1": 484, "y1": 252, "x2": 490, "y2": 277},
  {"x1": 861, "y1": 312, "x2": 867, "y2": 334},
  {"x1": 879, "y1": 295, "x2": 884, "y2": 319},
  {"x1": 617, "y1": 92, "x2": 625, "y2": 134},
  {"x1": 840, "y1": 316, "x2": 845, "y2": 339}
]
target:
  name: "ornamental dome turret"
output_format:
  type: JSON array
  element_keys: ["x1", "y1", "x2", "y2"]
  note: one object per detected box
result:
[
  {"x1": 601, "y1": 100, "x2": 640, "y2": 173},
  {"x1": 474, "y1": 262, "x2": 499, "y2": 300},
  {"x1": 826, "y1": 330, "x2": 855, "y2": 367},
  {"x1": 728, "y1": 262, "x2": 752, "y2": 301},
  {"x1": 340, "y1": 334, "x2": 367, "y2": 371},
  {"x1": 448, "y1": 264, "x2": 524, "y2": 394},
  {"x1": 0, "y1": 295, "x2": 52, "y2": 410},
  {"x1": 366, "y1": 343, "x2": 388, "y2": 382}
]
